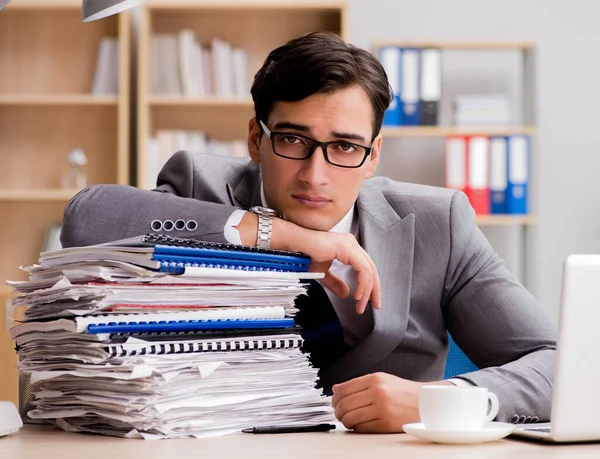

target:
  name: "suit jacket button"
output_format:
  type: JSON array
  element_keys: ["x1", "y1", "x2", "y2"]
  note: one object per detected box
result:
[
  {"x1": 532, "y1": 416, "x2": 539, "y2": 423},
  {"x1": 186, "y1": 220, "x2": 198, "y2": 231},
  {"x1": 175, "y1": 219, "x2": 186, "y2": 231},
  {"x1": 163, "y1": 220, "x2": 174, "y2": 231},
  {"x1": 510, "y1": 415, "x2": 520, "y2": 424},
  {"x1": 151, "y1": 220, "x2": 162, "y2": 231},
  {"x1": 518, "y1": 415, "x2": 527, "y2": 424}
]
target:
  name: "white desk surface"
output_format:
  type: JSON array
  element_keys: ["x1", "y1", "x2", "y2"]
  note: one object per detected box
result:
[{"x1": 1, "y1": 425, "x2": 599, "y2": 459}]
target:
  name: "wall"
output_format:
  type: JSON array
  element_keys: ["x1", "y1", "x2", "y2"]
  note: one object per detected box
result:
[{"x1": 349, "y1": 0, "x2": 600, "y2": 322}]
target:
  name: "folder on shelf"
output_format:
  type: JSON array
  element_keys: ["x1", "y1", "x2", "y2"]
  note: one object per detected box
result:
[
  {"x1": 466, "y1": 136, "x2": 491, "y2": 215},
  {"x1": 507, "y1": 135, "x2": 530, "y2": 215},
  {"x1": 489, "y1": 136, "x2": 508, "y2": 214},
  {"x1": 419, "y1": 48, "x2": 441, "y2": 126},
  {"x1": 379, "y1": 46, "x2": 403, "y2": 126},
  {"x1": 401, "y1": 48, "x2": 421, "y2": 126},
  {"x1": 444, "y1": 136, "x2": 467, "y2": 194}
]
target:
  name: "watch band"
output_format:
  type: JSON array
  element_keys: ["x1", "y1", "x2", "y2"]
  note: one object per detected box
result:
[{"x1": 249, "y1": 206, "x2": 278, "y2": 249}]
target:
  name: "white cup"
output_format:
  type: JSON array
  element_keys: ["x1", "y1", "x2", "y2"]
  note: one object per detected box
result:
[{"x1": 419, "y1": 385, "x2": 499, "y2": 431}]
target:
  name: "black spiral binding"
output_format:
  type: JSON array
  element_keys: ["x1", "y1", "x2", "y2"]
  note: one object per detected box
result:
[
  {"x1": 142, "y1": 233, "x2": 310, "y2": 260},
  {"x1": 107, "y1": 337, "x2": 303, "y2": 357}
]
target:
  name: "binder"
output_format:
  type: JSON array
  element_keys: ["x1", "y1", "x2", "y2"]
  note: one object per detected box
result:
[
  {"x1": 401, "y1": 48, "x2": 421, "y2": 126},
  {"x1": 107, "y1": 336, "x2": 304, "y2": 357},
  {"x1": 379, "y1": 46, "x2": 403, "y2": 126},
  {"x1": 489, "y1": 136, "x2": 508, "y2": 214},
  {"x1": 507, "y1": 135, "x2": 529, "y2": 214},
  {"x1": 88, "y1": 318, "x2": 295, "y2": 334},
  {"x1": 466, "y1": 136, "x2": 491, "y2": 215},
  {"x1": 445, "y1": 136, "x2": 467, "y2": 194},
  {"x1": 419, "y1": 48, "x2": 441, "y2": 126}
]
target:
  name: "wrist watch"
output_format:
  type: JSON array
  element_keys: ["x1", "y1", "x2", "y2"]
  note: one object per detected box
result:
[{"x1": 249, "y1": 206, "x2": 280, "y2": 249}]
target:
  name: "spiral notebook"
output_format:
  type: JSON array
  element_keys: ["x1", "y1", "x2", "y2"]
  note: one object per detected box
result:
[
  {"x1": 10, "y1": 308, "x2": 294, "y2": 337},
  {"x1": 107, "y1": 336, "x2": 304, "y2": 357},
  {"x1": 40, "y1": 233, "x2": 314, "y2": 274}
]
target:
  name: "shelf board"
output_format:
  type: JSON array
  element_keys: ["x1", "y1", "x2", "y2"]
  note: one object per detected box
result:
[
  {"x1": 476, "y1": 215, "x2": 537, "y2": 226},
  {"x1": 4, "y1": 0, "x2": 81, "y2": 10},
  {"x1": 148, "y1": 96, "x2": 253, "y2": 107},
  {"x1": 381, "y1": 126, "x2": 537, "y2": 137},
  {"x1": 0, "y1": 94, "x2": 118, "y2": 106},
  {"x1": 372, "y1": 41, "x2": 535, "y2": 51},
  {"x1": 147, "y1": 0, "x2": 347, "y2": 10},
  {"x1": 0, "y1": 189, "x2": 79, "y2": 201}
]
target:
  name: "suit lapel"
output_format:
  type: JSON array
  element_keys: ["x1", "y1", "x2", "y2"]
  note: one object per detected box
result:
[{"x1": 320, "y1": 188, "x2": 415, "y2": 386}]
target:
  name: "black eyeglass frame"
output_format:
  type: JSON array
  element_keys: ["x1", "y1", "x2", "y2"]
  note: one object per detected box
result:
[{"x1": 259, "y1": 120, "x2": 374, "y2": 169}]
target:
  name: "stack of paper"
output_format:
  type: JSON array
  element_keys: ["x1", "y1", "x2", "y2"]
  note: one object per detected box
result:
[
  {"x1": 453, "y1": 94, "x2": 512, "y2": 126},
  {"x1": 9, "y1": 235, "x2": 333, "y2": 439}
]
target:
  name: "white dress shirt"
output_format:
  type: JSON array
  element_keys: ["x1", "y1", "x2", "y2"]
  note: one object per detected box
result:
[{"x1": 223, "y1": 183, "x2": 471, "y2": 385}]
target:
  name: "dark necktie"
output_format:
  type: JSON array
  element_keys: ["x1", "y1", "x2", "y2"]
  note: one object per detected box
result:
[{"x1": 294, "y1": 280, "x2": 350, "y2": 385}]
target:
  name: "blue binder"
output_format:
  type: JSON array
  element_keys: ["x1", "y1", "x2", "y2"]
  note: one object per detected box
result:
[
  {"x1": 87, "y1": 318, "x2": 295, "y2": 334},
  {"x1": 401, "y1": 48, "x2": 421, "y2": 126},
  {"x1": 490, "y1": 136, "x2": 508, "y2": 214},
  {"x1": 141, "y1": 234, "x2": 312, "y2": 274},
  {"x1": 506, "y1": 136, "x2": 530, "y2": 215},
  {"x1": 379, "y1": 46, "x2": 403, "y2": 126}
]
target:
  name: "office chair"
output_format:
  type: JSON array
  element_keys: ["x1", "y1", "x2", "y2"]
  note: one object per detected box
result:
[{"x1": 443, "y1": 333, "x2": 478, "y2": 379}]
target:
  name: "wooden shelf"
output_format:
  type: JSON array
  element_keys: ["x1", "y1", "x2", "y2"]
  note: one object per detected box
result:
[
  {"x1": 147, "y1": 0, "x2": 347, "y2": 10},
  {"x1": 4, "y1": 0, "x2": 81, "y2": 9},
  {"x1": 381, "y1": 126, "x2": 538, "y2": 137},
  {"x1": 148, "y1": 96, "x2": 253, "y2": 107},
  {"x1": 372, "y1": 41, "x2": 535, "y2": 51},
  {"x1": 0, "y1": 94, "x2": 118, "y2": 106},
  {"x1": 0, "y1": 189, "x2": 79, "y2": 201},
  {"x1": 476, "y1": 215, "x2": 537, "y2": 226}
]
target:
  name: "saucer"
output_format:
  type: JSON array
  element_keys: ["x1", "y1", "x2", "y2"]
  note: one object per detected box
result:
[{"x1": 402, "y1": 422, "x2": 516, "y2": 444}]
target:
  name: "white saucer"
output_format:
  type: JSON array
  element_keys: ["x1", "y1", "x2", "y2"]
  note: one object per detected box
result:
[{"x1": 403, "y1": 422, "x2": 516, "y2": 444}]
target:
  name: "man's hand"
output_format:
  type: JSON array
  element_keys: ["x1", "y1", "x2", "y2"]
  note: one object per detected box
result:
[
  {"x1": 331, "y1": 373, "x2": 453, "y2": 433},
  {"x1": 238, "y1": 212, "x2": 380, "y2": 314},
  {"x1": 299, "y1": 230, "x2": 380, "y2": 314}
]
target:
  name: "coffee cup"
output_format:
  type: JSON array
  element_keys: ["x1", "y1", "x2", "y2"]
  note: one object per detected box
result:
[{"x1": 419, "y1": 385, "x2": 499, "y2": 431}]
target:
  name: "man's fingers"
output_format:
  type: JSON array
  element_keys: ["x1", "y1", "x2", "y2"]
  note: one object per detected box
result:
[
  {"x1": 320, "y1": 272, "x2": 350, "y2": 299},
  {"x1": 333, "y1": 390, "x2": 372, "y2": 421},
  {"x1": 340, "y1": 406, "x2": 379, "y2": 430},
  {"x1": 332, "y1": 374, "x2": 374, "y2": 405}
]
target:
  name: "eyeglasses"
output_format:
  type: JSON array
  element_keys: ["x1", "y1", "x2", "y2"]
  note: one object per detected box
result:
[{"x1": 259, "y1": 120, "x2": 373, "y2": 169}]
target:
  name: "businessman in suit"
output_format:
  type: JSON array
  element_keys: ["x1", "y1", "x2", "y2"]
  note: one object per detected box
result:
[{"x1": 61, "y1": 32, "x2": 556, "y2": 433}]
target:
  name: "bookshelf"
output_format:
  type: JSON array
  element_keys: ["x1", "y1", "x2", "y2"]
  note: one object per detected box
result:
[
  {"x1": 0, "y1": 0, "x2": 131, "y2": 405},
  {"x1": 137, "y1": 0, "x2": 348, "y2": 189},
  {"x1": 373, "y1": 40, "x2": 537, "y2": 287}
]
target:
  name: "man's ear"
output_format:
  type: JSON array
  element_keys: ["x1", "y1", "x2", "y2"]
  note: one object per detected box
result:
[
  {"x1": 248, "y1": 117, "x2": 262, "y2": 164},
  {"x1": 364, "y1": 134, "x2": 382, "y2": 179}
]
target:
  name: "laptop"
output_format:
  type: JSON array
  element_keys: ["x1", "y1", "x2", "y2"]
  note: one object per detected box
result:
[{"x1": 512, "y1": 254, "x2": 600, "y2": 442}]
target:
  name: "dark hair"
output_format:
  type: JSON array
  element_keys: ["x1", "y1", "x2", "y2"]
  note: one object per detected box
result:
[{"x1": 251, "y1": 31, "x2": 393, "y2": 140}]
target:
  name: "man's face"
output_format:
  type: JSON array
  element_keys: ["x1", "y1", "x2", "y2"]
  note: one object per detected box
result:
[{"x1": 247, "y1": 85, "x2": 381, "y2": 231}]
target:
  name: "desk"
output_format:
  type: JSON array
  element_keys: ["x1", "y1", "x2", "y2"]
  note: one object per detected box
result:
[{"x1": 1, "y1": 425, "x2": 598, "y2": 459}]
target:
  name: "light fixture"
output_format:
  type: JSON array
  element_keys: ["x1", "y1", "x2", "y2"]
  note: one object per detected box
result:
[{"x1": 82, "y1": 0, "x2": 146, "y2": 22}]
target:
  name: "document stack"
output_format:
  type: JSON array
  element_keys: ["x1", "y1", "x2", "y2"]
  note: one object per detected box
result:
[
  {"x1": 8, "y1": 234, "x2": 334, "y2": 439},
  {"x1": 453, "y1": 94, "x2": 513, "y2": 126}
]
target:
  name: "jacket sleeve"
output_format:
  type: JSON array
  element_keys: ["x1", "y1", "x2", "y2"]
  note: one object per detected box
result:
[
  {"x1": 442, "y1": 191, "x2": 557, "y2": 423},
  {"x1": 60, "y1": 151, "x2": 241, "y2": 248}
]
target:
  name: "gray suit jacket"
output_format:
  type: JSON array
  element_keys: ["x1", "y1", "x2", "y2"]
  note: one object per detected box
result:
[{"x1": 61, "y1": 151, "x2": 557, "y2": 423}]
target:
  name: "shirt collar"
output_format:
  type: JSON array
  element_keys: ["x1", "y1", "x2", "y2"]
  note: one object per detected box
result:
[{"x1": 260, "y1": 182, "x2": 355, "y2": 234}]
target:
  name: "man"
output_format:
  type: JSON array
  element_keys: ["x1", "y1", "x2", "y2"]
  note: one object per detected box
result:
[{"x1": 61, "y1": 32, "x2": 556, "y2": 433}]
